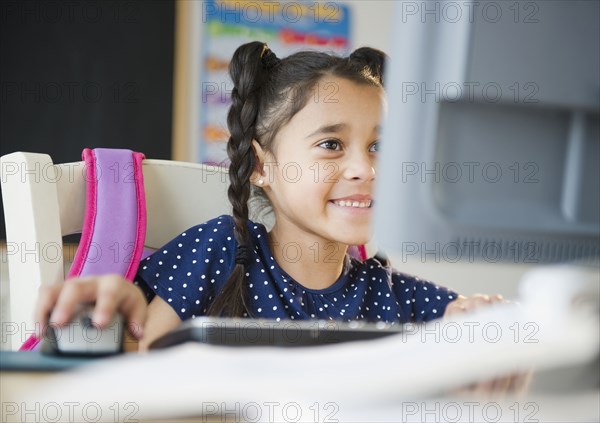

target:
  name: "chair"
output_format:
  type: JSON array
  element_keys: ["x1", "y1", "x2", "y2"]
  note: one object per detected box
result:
[{"x1": 0, "y1": 151, "x2": 232, "y2": 350}]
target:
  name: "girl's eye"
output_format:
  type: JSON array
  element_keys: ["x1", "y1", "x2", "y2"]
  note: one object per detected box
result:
[
  {"x1": 318, "y1": 139, "x2": 341, "y2": 151},
  {"x1": 369, "y1": 141, "x2": 379, "y2": 153}
]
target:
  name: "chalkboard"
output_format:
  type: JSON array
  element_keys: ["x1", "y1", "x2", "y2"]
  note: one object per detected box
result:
[{"x1": 0, "y1": 0, "x2": 175, "y2": 239}]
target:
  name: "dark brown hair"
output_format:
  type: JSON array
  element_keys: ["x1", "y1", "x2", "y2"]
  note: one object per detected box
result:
[{"x1": 208, "y1": 41, "x2": 386, "y2": 317}]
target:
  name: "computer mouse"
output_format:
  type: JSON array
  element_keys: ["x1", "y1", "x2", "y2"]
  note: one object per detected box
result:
[{"x1": 40, "y1": 304, "x2": 125, "y2": 356}]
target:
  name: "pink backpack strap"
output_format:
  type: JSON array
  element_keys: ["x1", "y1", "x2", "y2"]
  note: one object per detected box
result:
[
  {"x1": 21, "y1": 148, "x2": 147, "y2": 351},
  {"x1": 69, "y1": 148, "x2": 147, "y2": 280}
]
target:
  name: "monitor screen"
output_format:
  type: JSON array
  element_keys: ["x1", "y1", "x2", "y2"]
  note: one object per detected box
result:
[{"x1": 374, "y1": 0, "x2": 599, "y2": 264}]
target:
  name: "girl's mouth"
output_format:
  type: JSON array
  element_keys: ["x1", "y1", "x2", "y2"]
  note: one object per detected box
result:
[{"x1": 330, "y1": 200, "x2": 372, "y2": 208}]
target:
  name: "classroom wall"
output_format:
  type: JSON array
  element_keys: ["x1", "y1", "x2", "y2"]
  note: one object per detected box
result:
[
  {"x1": 349, "y1": 1, "x2": 395, "y2": 53},
  {"x1": 0, "y1": 0, "x2": 175, "y2": 240}
]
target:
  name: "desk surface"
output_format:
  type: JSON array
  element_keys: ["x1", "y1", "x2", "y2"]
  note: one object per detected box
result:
[
  {"x1": 1, "y1": 295, "x2": 598, "y2": 423},
  {"x1": 2, "y1": 369, "x2": 598, "y2": 423},
  {"x1": 0, "y1": 371, "x2": 218, "y2": 423}
]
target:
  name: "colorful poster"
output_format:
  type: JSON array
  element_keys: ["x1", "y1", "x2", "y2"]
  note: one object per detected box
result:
[{"x1": 199, "y1": 0, "x2": 351, "y2": 165}]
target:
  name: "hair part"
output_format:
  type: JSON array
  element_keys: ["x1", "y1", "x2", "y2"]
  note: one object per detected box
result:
[{"x1": 208, "y1": 42, "x2": 387, "y2": 317}]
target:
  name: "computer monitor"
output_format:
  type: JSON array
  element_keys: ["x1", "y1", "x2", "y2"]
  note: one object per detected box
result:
[{"x1": 374, "y1": 0, "x2": 599, "y2": 264}]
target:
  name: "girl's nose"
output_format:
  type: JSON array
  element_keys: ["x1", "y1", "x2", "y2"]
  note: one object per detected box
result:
[{"x1": 342, "y1": 151, "x2": 376, "y2": 182}]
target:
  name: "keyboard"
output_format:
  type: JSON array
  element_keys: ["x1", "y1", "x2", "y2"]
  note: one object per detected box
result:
[{"x1": 149, "y1": 317, "x2": 408, "y2": 349}]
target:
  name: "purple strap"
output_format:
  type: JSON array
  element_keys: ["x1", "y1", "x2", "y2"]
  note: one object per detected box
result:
[
  {"x1": 21, "y1": 148, "x2": 147, "y2": 351},
  {"x1": 68, "y1": 149, "x2": 145, "y2": 278}
]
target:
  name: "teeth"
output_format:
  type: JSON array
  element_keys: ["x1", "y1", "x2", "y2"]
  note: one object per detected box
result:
[{"x1": 333, "y1": 200, "x2": 372, "y2": 208}]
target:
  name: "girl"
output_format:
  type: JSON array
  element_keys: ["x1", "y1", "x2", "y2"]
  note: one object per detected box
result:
[{"x1": 36, "y1": 42, "x2": 504, "y2": 352}]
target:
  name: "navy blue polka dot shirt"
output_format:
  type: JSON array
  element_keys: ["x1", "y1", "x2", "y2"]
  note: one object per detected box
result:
[{"x1": 134, "y1": 215, "x2": 458, "y2": 323}]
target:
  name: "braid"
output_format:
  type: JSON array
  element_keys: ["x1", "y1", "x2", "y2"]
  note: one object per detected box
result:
[
  {"x1": 208, "y1": 42, "x2": 267, "y2": 317},
  {"x1": 208, "y1": 41, "x2": 386, "y2": 318}
]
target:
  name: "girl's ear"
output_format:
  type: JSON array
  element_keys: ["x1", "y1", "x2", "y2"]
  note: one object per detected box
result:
[{"x1": 251, "y1": 140, "x2": 270, "y2": 187}]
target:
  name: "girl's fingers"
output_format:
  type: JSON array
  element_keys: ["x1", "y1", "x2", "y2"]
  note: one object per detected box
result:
[
  {"x1": 36, "y1": 275, "x2": 148, "y2": 342},
  {"x1": 444, "y1": 293, "x2": 507, "y2": 318},
  {"x1": 92, "y1": 275, "x2": 147, "y2": 338},
  {"x1": 443, "y1": 295, "x2": 468, "y2": 317},
  {"x1": 456, "y1": 374, "x2": 520, "y2": 398},
  {"x1": 84, "y1": 275, "x2": 147, "y2": 341},
  {"x1": 92, "y1": 274, "x2": 126, "y2": 328},
  {"x1": 508, "y1": 371, "x2": 533, "y2": 396},
  {"x1": 48, "y1": 279, "x2": 100, "y2": 326},
  {"x1": 35, "y1": 274, "x2": 148, "y2": 345},
  {"x1": 34, "y1": 283, "x2": 64, "y2": 337},
  {"x1": 473, "y1": 378, "x2": 497, "y2": 396},
  {"x1": 491, "y1": 375, "x2": 513, "y2": 396},
  {"x1": 119, "y1": 284, "x2": 148, "y2": 340},
  {"x1": 467, "y1": 294, "x2": 492, "y2": 310}
]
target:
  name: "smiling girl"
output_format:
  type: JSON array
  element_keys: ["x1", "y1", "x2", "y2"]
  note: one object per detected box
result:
[{"x1": 36, "y1": 42, "x2": 506, "y2": 353}]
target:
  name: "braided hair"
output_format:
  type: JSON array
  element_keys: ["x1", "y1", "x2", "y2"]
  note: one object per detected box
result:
[{"x1": 208, "y1": 41, "x2": 386, "y2": 317}]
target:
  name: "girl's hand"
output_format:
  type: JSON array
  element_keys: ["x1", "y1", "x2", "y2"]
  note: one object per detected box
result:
[
  {"x1": 35, "y1": 274, "x2": 147, "y2": 341},
  {"x1": 444, "y1": 293, "x2": 507, "y2": 317},
  {"x1": 444, "y1": 293, "x2": 532, "y2": 397}
]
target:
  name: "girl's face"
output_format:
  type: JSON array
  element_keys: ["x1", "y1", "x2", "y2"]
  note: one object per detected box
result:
[{"x1": 258, "y1": 76, "x2": 385, "y2": 247}]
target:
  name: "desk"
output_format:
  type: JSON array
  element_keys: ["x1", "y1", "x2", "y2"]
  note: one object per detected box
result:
[
  {"x1": 1, "y1": 371, "x2": 55, "y2": 401},
  {"x1": 2, "y1": 369, "x2": 598, "y2": 423},
  {"x1": 0, "y1": 350, "x2": 218, "y2": 422},
  {"x1": 1, "y1": 371, "x2": 219, "y2": 423},
  {"x1": 2, "y1": 293, "x2": 598, "y2": 423}
]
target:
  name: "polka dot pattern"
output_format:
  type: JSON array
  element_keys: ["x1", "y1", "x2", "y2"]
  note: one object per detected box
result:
[{"x1": 134, "y1": 215, "x2": 458, "y2": 323}]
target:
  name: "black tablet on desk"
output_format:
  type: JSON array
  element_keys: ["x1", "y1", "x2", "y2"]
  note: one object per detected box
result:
[{"x1": 149, "y1": 317, "x2": 408, "y2": 349}]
